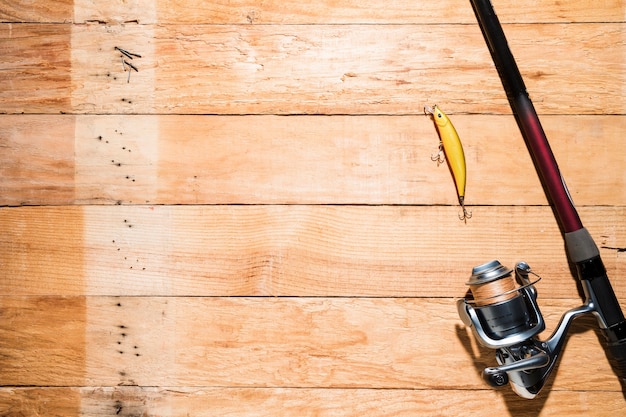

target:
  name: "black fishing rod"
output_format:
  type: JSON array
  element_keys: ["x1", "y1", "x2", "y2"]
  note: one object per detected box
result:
[{"x1": 457, "y1": 0, "x2": 626, "y2": 398}]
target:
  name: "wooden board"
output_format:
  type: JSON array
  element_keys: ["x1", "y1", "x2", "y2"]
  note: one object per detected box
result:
[
  {"x1": 0, "y1": 296, "x2": 622, "y2": 391},
  {"x1": 1, "y1": 1, "x2": 625, "y2": 415},
  {"x1": 0, "y1": 23, "x2": 71, "y2": 112},
  {"x1": 1, "y1": 23, "x2": 624, "y2": 115},
  {"x1": 2, "y1": 1, "x2": 624, "y2": 24},
  {"x1": 1, "y1": 387, "x2": 623, "y2": 417},
  {"x1": 1, "y1": 205, "x2": 625, "y2": 298},
  {"x1": 2, "y1": 115, "x2": 625, "y2": 206}
]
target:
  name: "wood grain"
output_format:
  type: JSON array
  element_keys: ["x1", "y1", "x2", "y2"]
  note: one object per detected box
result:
[
  {"x1": 0, "y1": 296, "x2": 623, "y2": 392},
  {"x1": 1, "y1": 205, "x2": 625, "y2": 299},
  {"x1": 67, "y1": 23, "x2": 625, "y2": 115},
  {"x1": 0, "y1": 23, "x2": 71, "y2": 113},
  {"x1": 0, "y1": 388, "x2": 81, "y2": 417},
  {"x1": 1, "y1": 23, "x2": 621, "y2": 115},
  {"x1": 151, "y1": 0, "x2": 626, "y2": 25},
  {"x1": 0, "y1": 115, "x2": 76, "y2": 205},
  {"x1": 3, "y1": 1, "x2": 622, "y2": 24},
  {"x1": 1, "y1": 387, "x2": 624, "y2": 417},
  {"x1": 0, "y1": 206, "x2": 85, "y2": 295},
  {"x1": 0, "y1": 296, "x2": 86, "y2": 386},
  {"x1": 0, "y1": 0, "x2": 72, "y2": 23},
  {"x1": 1, "y1": 1, "x2": 625, "y2": 413},
  {"x1": 2, "y1": 115, "x2": 625, "y2": 206}
]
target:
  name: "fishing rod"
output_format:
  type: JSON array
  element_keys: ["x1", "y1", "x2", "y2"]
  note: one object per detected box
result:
[{"x1": 457, "y1": 0, "x2": 626, "y2": 398}]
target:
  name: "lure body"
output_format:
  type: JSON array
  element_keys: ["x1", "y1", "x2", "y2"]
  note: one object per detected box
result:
[{"x1": 425, "y1": 104, "x2": 470, "y2": 221}]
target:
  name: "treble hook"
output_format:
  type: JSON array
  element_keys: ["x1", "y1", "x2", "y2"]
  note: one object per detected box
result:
[
  {"x1": 425, "y1": 106, "x2": 446, "y2": 165},
  {"x1": 458, "y1": 197, "x2": 472, "y2": 223},
  {"x1": 431, "y1": 142, "x2": 445, "y2": 166}
]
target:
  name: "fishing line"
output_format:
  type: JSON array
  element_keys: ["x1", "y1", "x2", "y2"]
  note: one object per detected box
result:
[{"x1": 466, "y1": 267, "x2": 541, "y2": 307}]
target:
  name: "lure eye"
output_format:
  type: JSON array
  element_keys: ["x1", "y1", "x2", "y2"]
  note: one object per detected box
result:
[{"x1": 437, "y1": 113, "x2": 443, "y2": 118}]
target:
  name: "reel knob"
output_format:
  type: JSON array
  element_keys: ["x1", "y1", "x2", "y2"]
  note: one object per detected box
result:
[{"x1": 483, "y1": 367, "x2": 509, "y2": 387}]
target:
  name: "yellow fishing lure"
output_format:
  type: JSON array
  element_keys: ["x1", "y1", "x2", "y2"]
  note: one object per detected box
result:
[{"x1": 425, "y1": 104, "x2": 471, "y2": 221}]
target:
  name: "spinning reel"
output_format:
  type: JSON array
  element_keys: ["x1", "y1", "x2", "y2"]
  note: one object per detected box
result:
[{"x1": 457, "y1": 260, "x2": 597, "y2": 399}]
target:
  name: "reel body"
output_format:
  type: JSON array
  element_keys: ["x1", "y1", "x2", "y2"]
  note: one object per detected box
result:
[{"x1": 458, "y1": 260, "x2": 595, "y2": 398}]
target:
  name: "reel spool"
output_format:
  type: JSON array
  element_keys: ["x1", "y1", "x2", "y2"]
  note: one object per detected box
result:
[{"x1": 459, "y1": 260, "x2": 545, "y2": 348}]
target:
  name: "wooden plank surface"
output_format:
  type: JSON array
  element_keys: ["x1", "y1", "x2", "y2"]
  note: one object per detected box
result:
[
  {"x1": 0, "y1": 297, "x2": 86, "y2": 386},
  {"x1": 1, "y1": 205, "x2": 625, "y2": 298},
  {"x1": 2, "y1": 1, "x2": 624, "y2": 24},
  {"x1": 1, "y1": 1, "x2": 625, "y2": 414},
  {"x1": 0, "y1": 115, "x2": 76, "y2": 205},
  {"x1": 149, "y1": 0, "x2": 626, "y2": 24},
  {"x1": 0, "y1": 296, "x2": 622, "y2": 391},
  {"x1": 0, "y1": 0, "x2": 72, "y2": 23},
  {"x1": 2, "y1": 114, "x2": 625, "y2": 206},
  {"x1": 0, "y1": 23, "x2": 71, "y2": 113},
  {"x1": 1, "y1": 387, "x2": 624, "y2": 417},
  {"x1": 72, "y1": 23, "x2": 626, "y2": 115},
  {"x1": 1, "y1": 23, "x2": 624, "y2": 115}
]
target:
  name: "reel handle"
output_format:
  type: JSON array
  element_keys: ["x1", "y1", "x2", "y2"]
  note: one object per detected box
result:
[{"x1": 484, "y1": 350, "x2": 550, "y2": 387}]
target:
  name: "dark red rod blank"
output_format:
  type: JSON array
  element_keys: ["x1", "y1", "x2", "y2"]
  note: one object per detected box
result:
[{"x1": 469, "y1": 0, "x2": 583, "y2": 233}]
